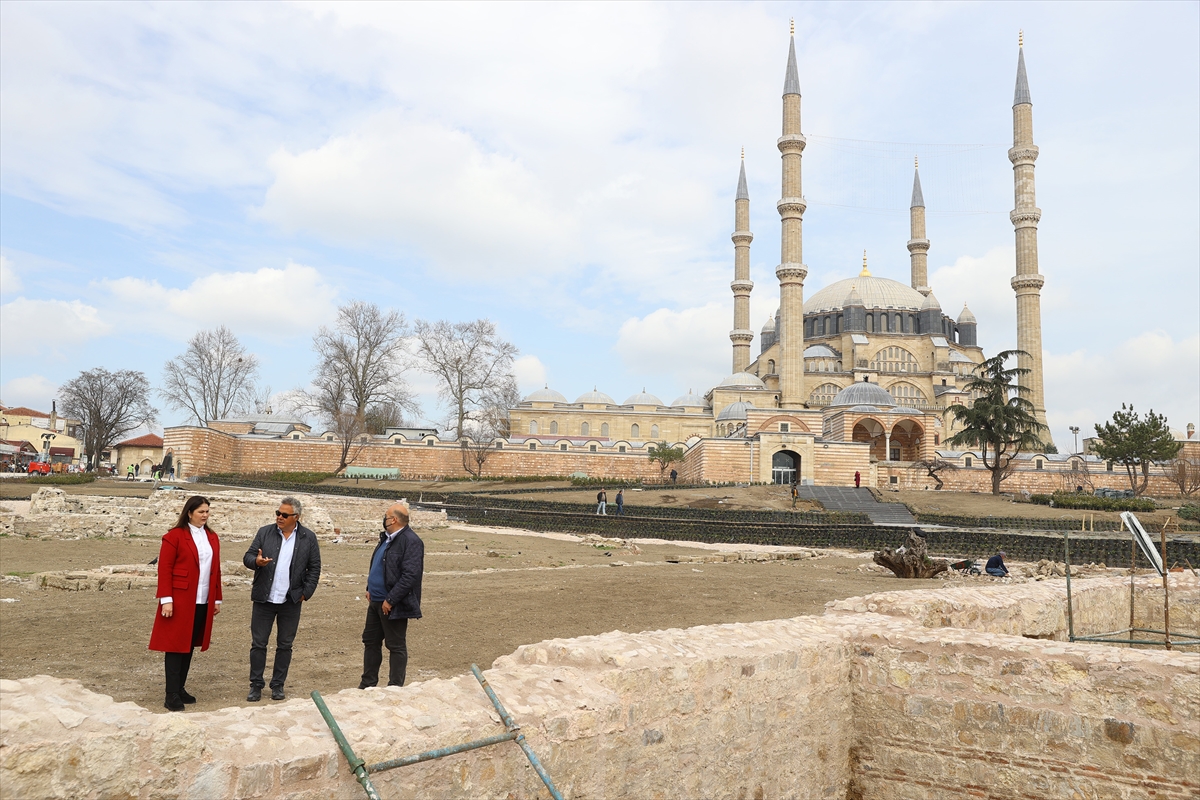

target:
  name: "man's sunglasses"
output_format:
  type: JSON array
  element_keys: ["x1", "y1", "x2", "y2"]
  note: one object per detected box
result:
[{"x1": 276, "y1": 510, "x2": 297, "y2": 518}]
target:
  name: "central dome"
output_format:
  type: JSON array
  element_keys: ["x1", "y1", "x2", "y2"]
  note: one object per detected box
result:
[{"x1": 804, "y1": 276, "x2": 926, "y2": 314}]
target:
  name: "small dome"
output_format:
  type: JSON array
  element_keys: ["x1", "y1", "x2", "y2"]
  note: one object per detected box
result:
[
  {"x1": 671, "y1": 391, "x2": 708, "y2": 408},
  {"x1": 803, "y1": 344, "x2": 839, "y2": 358},
  {"x1": 760, "y1": 315, "x2": 776, "y2": 333},
  {"x1": 716, "y1": 400, "x2": 755, "y2": 421},
  {"x1": 891, "y1": 406, "x2": 922, "y2": 415},
  {"x1": 957, "y1": 303, "x2": 977, "y2": 324},
  {"x1": 843, "y1": 285, "x2": 864, "y2": 307},
  {"x1": 717, "y1": 372, "x2": 766, "y2": 389},
  {"x1": 623, "y1": 390, "x2": 664, "y2": 406},
  {"x1": 524, "y1": 386, "x2": 568, "y2": 403},
  {"x1": 575, "y1": 388, "x2": 616, "y2": 405},
  {"x1": 919, "y1": 291, "x2": 941, "y2": 311},
  {"x1": 830, "y1": 382, "x2": 896, "y2": 408}
]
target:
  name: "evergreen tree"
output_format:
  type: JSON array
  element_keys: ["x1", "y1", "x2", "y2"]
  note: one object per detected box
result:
[{"x1": 1092, "y1": 405, "x2": 1181, "y2": 496}]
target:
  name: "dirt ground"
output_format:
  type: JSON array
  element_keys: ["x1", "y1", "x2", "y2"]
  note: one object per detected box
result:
[
  {"x1": 0, "y1": 524, "x2": 937, "y2": 715},
  {"x1": 475, "y1": 484, "x2": 823, "y2": 513},
  {"x1": 887, "y1": 488, "x2": 1189, "y2": 531}
]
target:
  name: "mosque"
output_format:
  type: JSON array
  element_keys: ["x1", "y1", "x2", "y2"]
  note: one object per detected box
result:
[{"x1": 507, "y1": 29, "x2": 1051, "y2": 485}]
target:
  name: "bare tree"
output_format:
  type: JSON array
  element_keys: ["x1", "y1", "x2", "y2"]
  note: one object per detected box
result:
[
  {"x1": 413, "y1": 318, "x2": 518, "y2": 439},
  {"x1": 58, "y1": 368, "x2": 157, "y2": 470},
  {"x1": 160, "y1": 326, "x2": 260, "y2": 425},
  {"x1": 908, "y1": 458, "x2": 958, "y2": 490},
  {"x1": 311, "y1": 302, "x2": 416, "y2": 418},
  {"x1": 458, "y1": 382, "x2": 520, "y2": 478},
  {"x1": 1167, "y1": 458, "x2": 1200, "y2": 497}
]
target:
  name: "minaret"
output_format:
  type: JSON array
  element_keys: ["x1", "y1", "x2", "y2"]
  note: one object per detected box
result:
[
  {"x1": 908, "y1": 157, "x2": 931, "y2": 295},
  {"x1": 730, "y1": 150, "x2": 754, "y2": 373},
  {"x1": 1009, "y1": 32, "x2": 1051, "y2": 441},
  {"x1": 776, "y1": 20, "x2": 807, "y2": 408}
]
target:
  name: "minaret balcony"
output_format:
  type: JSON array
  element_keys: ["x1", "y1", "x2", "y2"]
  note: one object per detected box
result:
[
  {"x1": 731, "y1": 230, "x2": 754, "y2": 244},
  {"x1": 775, "y1": 262, "x2": 808, "y2": 282},
  {"x1": 730, "y1": 280, "x2": 755, "y2": 294},
  {"x1": 1011, "y1": 274, "x2": 1045, "y2": 292},
  {"x1": 1009, "y1": 208, "x2": 1042, "y2": 227},
  {"x1": 1008, "y1": 145, "x2": 1039, "y2": 165},
  {"x1": 777, "y1": 134, "x2": 807, "y2": 153},
  {"x1": 729, "y1": 329, "x2": 755, "y2": 343},
  {"x1": 906, "y1": 238, "x2": 930, "y2": 253},
  {"x1": 776, "y1": 196, "x2": 807, "y2": 217}
]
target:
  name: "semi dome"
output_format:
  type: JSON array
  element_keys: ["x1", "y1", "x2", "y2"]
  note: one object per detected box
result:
[
  {"x1": 623, "y1": 390, "x2": 664, "y2": 406},
  {"x1": 830, "y1": 382, "x2": 896, "y2": 408},
  {"x1": 575, "y1": 389, "x2": 615, "y2": 405},
  {"x1": 524, "y1": 386, "x2": 568, "y2": 403},
  {"x1": 717, "y1": 372, "x2": 766, "y2": 389},
  {"x1": 716, "y1": 400, "x2": 754, "y2": 421},
  {"x1": 805, "y1": 276, "x2": 926, "y2": 314},
  {"x1": 671, "y1": 391, "x2": 708, "y2": 408},
  {"x1": 803, "y1": 344, "x2": 839, "y2": 358}
]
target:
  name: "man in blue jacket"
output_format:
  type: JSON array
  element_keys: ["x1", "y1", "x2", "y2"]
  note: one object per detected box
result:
[
  {"x1": 360, "y1": 499, "x2": 424, "y2": 688},
  {"x1": 242, "y1": 496, "x2": 322, "y2": 701}
]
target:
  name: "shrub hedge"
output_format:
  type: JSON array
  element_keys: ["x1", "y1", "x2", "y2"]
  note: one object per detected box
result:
[
  {"x1": 27, "y1": 473, "x2": 98, "y2": 485},
  {"x1": 1028, "y1": 492, "x2": 1156, "y2": 512}
]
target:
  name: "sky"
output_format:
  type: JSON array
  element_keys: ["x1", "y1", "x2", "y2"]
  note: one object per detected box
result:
[{"x1": 1, "y1": 1, "x2": 1197, "y2": 450}]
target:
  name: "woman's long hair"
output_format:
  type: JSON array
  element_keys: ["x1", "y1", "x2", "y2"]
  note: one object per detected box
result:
[{"x1": 174, "y1": 495, "x2": 212, "y2": 530}]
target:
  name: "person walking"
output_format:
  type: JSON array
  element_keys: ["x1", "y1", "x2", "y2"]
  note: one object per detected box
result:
[
  {"x1": 670, "y1": 469, "x2": 678, "y2": 485},
  {"x1": 126, "y1": 463, "x2": 135, "y2": 481},
  {"x1": 149, "y1": 495, "x2": 222, "y2": 712},
  {"x1": 790, "y1": 482, "x2": 799, "y2": 508},
  {"x1": 360, "y1": 500, "x2": 424, "y2": 688},
  {"x1": 854, "y1": 471, "x2": 861, "y2": 488},
  {"x1": 242, "y1": 497, "x2": 321, "y2": 701},
  {"x1": 596, "y1": 488, "x2": 607, "y2": 515},
  {"x1": 615, "y1": 489, "x2": 624, "y2": 516}
]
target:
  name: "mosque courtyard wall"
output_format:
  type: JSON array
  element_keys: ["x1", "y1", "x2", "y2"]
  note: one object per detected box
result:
[{"x1": 2, "y1": 575, "x2": 1196, "y2": 799}]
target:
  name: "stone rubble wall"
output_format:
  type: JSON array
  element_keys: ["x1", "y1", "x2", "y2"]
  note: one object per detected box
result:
[
  {"x1": 11, "y1": 488, "x2": 447, "y2": 540},
  {"x1": 1, "y1": 577, "x2": 1196, "y2": 799}
]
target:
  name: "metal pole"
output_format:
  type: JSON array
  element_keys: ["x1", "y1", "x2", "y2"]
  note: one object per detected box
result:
[
  {"x1": 1129, "y1": 531, "x2": 1136, "y2": 645},
  {"x1": 311, "y1": 691, "x2": 383, "y2": 800},
  {"x1": 1064, "y1": 529, "x2": 1074, "y2": 642},
  {"x1": 470, "y1": 664, "x2": 565, "y2": 800},
  {"x1": 1160, "y1": 528, "x2": 1171, "y2": 651},
  {"x1": 367, "y1": 732, "x2": 519, "y2": 773}
]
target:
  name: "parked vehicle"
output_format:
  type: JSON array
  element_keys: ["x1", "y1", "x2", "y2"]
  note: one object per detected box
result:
[{"x1": 26, "y1": 454, "x2": 52, "y2": 476}]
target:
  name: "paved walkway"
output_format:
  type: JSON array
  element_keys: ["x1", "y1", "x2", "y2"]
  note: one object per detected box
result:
[{"x1": 795, "y1": 486, "x2": 916, "y2": 525}]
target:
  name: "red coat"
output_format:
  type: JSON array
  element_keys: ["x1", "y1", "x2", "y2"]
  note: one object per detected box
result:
[{"x1": 148, "y1": 526, "x2": 222, "y2": 653}]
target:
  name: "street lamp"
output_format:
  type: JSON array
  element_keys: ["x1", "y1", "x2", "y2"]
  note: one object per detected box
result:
[{"x1": 1069, "y1": 426, "x2": 1080, "y2": 455}]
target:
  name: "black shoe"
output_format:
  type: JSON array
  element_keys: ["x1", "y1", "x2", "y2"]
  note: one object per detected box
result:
[
  {"x1": 179, "y1": 689, "x2": 196, "y2": 704},
  {"x1": 164, "y1": 693, "x2": 185, "y2": 712},
  {"x1": 271, "y1": 687, "x2": 285, "y2": 701},
  {"x1": 246, "y1": 688, "x2": 262, "y2": 702}
]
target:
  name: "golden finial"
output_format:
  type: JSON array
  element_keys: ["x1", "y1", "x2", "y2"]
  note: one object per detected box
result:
[
  {"x1": 790, "y1": 18, "x2": 794, "y2": 36},
  {"x1": 860, "y1": 250, "x2": 871, "y2": 277},
  {"x1": 741, "y1": 146, "x2": 745, "y2": 160},
  {"x1": 914, "y1": 155, "x2": 919, "y2": 169},
  {"x1": 1019, "y1": 30, "x2": 1023, "y2": 48}
]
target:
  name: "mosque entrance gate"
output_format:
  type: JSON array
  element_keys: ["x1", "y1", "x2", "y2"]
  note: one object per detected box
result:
[{"x1": 772, "y1": 450, "x2": 799, "y2": 485}]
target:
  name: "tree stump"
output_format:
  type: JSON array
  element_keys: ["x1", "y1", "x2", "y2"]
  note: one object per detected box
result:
[{"x1": 873, "y1": 530, "x2": 949, "y2": 578}]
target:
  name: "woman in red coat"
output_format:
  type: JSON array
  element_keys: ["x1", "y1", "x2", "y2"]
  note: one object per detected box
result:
[{"x1": 149, "y1": 495, "x2": 222, "y2": 711}]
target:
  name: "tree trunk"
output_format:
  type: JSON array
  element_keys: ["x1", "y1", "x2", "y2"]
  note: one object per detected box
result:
[
  {"x1": 873, "y1": 531, "x2": 949, "y2": 579},
  {"x1": 991, "y1": 467, "x2": 1003, "y2": 495}
]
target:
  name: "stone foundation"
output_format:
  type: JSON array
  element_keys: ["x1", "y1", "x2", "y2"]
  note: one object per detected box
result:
[{"x1": 2, "y1": 577, "x2": 1196, "y2": 798}]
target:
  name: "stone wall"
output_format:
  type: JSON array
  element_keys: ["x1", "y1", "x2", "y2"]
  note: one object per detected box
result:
[
  {"x1": 876, "y1": 460, "x2": 1185, "y2": 496},
  {"x1": 2, "y1": 577, "x2": 1196, "y2": 798}
]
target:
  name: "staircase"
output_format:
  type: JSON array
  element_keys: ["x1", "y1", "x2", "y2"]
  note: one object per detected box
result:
[{"x1": 795, "y1": 486, "x2": 916, "y2": 525}]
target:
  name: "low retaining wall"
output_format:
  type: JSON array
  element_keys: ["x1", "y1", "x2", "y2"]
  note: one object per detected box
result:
[{"x1": 2, "y1": 577, "x2": 1196, "y2": 799}]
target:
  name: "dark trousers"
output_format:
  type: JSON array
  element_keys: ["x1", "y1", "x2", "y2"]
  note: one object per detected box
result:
[
  {"x1": 249, "y1": 599, "x2": 302, "y2": 690},
  {"x1": 361, "y1": 602, "x2": 409, "y2": 688},
  {"x1": 164, "y1": 603, "x2": 207, "y2": 694},
  {"x1": 615, "y1": 503, "x2": 623, "y2": 516}
]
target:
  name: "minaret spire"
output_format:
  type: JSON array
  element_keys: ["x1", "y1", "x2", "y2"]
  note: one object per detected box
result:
[
  {"x1": 730, "y1": 151, "x2": 754, "y2": 373},
  {"x1": 1009, "y1": 34, "x2": 1052, "y2": 444},
  {"x1": 908, "y1": 156, "x2": 931, "y2": 295},
  {"x1": 776, "y1": 21, "x2": 807, "y2": 409}
]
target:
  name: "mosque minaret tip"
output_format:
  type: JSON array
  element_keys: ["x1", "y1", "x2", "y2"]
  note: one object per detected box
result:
[
  {"x1": 908, "y1": 157, "x2": 931, "y2": 296},
  {"x1": 730, "y1": 149, "x2": 755, "y2": 374},
  {"x1": 776, "y1": 19, "x2": 808, "y2": 409},
  {"x1": 1010, "y1": 32, "x2": 1052, "y2": 443}
]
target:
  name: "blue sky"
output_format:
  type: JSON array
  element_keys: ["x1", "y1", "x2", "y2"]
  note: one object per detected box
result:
[{"x1": 1, "y1": 1, "x2": 1197, "y2": 449}]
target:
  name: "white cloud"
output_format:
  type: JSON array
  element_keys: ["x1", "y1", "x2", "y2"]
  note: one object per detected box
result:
[
  {"x1": 928, "y1": 246, "x2": 1016, "y2": 354},
  {"x1": 0, "y1": 256, "x2": 20, "y2": 295},
  {"x1": 615, "y1": 303, "x2": 729, "y2": 397},
  {"x1": 100, "y1": 263, "x2": 336, "y2": 339},
  {"x1": 0, "y1": 297, "x2": 111, "y2": 357},
  {"x1": 0, "y1": 374, "x2": 57, "y2": 411},
  {"x1": 1044, "y1": 330, "x2": 1200, "y2": 451},
  {"x1": 513, "y1": 355, "x2": 547, "y2": 396}
]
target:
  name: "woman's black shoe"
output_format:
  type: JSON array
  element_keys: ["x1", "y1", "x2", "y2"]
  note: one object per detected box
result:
[
  {"x1": 164, "y1": 693, "x2": 185, "y2": 712},
  {"x1": 180, "y1": 689, "x2": 196, "y2": 704}
]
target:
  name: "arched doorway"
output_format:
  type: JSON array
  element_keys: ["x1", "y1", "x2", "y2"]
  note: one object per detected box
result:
[{"x1": 772, "y1": 450, "x2": 799, "y2": 485}]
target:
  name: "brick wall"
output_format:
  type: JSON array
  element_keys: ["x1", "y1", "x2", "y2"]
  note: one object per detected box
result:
[{"x1": 877, "y1": 460, "x2": 1185, "y2": 496}]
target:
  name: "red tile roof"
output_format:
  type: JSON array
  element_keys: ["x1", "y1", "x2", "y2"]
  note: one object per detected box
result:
[
  {"x1": 1, "y1": 407, "x2": 50, "y2": 418},
  {"x1": 115, "y1": 434, "x2": 164, "y2": 448}
]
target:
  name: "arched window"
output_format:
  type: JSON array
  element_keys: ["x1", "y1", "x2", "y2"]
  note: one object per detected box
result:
[
  {"x1": 631, "y1": 423, "x2": 640, "y2": 438},
  {"x1": 835, "y1": 361, "x2": 842, "y2": 372},
  {"x1": 529, "y1": 420, "x2": 538, "y2": 435},
  {"x1": 768, "y1": 359, "x2": 776, "y2": 373},
  {"x1": 816, "y1": 318, "x2": 824, "y2": 336},
  {"x1": 964, "y1": 456, "x2": 972, "y2": 468},
  {"x1": 808, "y1": 383, "x2": 840, "y2": 406},
  {"x1": 880, "y1": 314, "x2": 889, "y2": 333},
  {"x1": 866, "y1": 314, "x2": 875, "y2": 333},
  {"x1": 871, "y1": 347, "x2": 919, "y2": 374},
  {"x1": 601, "y1": 422, "x2": 609, "y2": 437},
  {"x1": 835, "y1": 316, "x2": 842, "y2": 334},
  {"x1": 549, "y1": 421, "x2": 558, "y2": 434},
  {"x1": 913, "y1": 316, "x2": 921, "y2": 334},
  {"x1": 825, "y1": 315, "x2": 832, "y2": 335},
  {"x1": 889, "y1": 382, "x2": 928, "y2": 405},
  {"x1": 1035, "y1": 459, "x2": 1044, "y2": 470},
  {"x1": 580, "y1": 422, "x2": 589, "y2": 436},
  {"x1": 894, "y1": 313, "x2": 902, "y2": 332},
  {"x1": 651, "y1": 425, "x2": 659, "y2": 438}
]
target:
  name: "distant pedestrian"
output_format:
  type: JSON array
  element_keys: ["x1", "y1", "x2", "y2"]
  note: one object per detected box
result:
[
  {"x1": 985, "y1": 551, "x2": 1008, "y2": 578},
  {"x1": 243, "y1": 497, "x2": 322, "y2": 701},
  {"x1": 854, "y1": 471, "x2": 861, "y2": 488},
  {"x1": 615, "y1": 489, "x2": 624, "y2": 516},
  {"x1": 360, "y1": 500, "x2": 424, "y2": 689},
  {"x1": 790, "y1": 482, "x2": 799, "y2": 508},
  {"x1": 670, "y1": 469, "x2": 678, "y2": 485},
  {"x1": 596, "y1": 489, "x2": 607, "y2": 515},
  {"x1": 127, "y1": 464, "x2": 135, "y2": 481},
  {"x1": 135, "y1": 463, "x2": 140, "y2": 477}
]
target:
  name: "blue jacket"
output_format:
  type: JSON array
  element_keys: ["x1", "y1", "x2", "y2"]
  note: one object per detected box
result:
[{"x1": 369, "y1": 525, "x2": 424, "y2": 619}]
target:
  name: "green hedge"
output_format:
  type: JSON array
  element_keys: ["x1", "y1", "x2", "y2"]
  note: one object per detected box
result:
[
  {"x1": 1028, "y1": 492, "x2": 1156, "y2": 512},
  {"x1": 27, "y1": 473, "x2": 98, "y2": 485},
  {"x1": 1179, "y1": 504, "x2": 1200, "y2": 521},
  {"x1": 206, "y1": 471, "x2": 334, "y2": 484}
]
